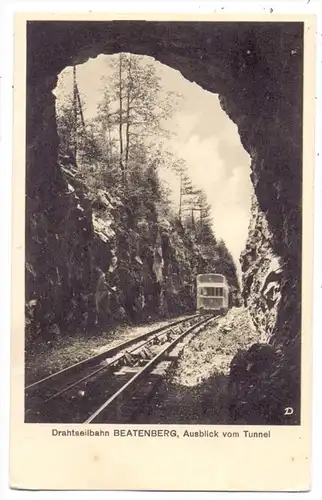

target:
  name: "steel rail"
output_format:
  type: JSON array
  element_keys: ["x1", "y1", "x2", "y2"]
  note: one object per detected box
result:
[
  {"x1": 25, "y1": 315, "x2": 198, "y2": 396},
  {"x1": 84, "y1": 315, "x2": 215, "y2": 424},
  {"x1": 43, "y1": 317, "x2": 193, "y2": 403}
]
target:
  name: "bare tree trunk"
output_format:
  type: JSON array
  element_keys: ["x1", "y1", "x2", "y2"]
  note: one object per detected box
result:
[
  {"x1": 73, "y1": 66, "x2": 78, "y2": 162},
  {"x1": 107, "y1": 125, "x2": 112, "y2": 167},
  {"x1": 191, "y1": 208, "x2": 195, "y2": 229},
  {"x1": 103, "y1": 99, "x2": 111, "y2": 168},
  {"x1": 125, "y1": 56, "x2": 132, "y2": 170},
  {"x1": 179, "y1": 172, "x2": 183, "y2": 219},
  {"x1": 105, "y1": 125, "x2": 111, "y2": 170},
  {"x1": 199, "y1": 208, "x2": 203, "y2": 245},
  {"x1": 118, "y1": 54, "x2": 125, "y2": 184}
]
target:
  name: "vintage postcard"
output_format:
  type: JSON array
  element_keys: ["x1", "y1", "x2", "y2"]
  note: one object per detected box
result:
[{"x1": 10, "y1": 11, "x2": 316, "y2": 491}]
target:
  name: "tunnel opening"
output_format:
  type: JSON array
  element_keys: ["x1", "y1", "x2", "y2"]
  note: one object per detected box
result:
[{"x1": 25, "y1": 20, "x2": 303, "y2": 424}]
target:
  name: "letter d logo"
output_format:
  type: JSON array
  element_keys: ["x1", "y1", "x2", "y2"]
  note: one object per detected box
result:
[{"x1": 284, "y1": 407, "x2": 294, "y2": 415}]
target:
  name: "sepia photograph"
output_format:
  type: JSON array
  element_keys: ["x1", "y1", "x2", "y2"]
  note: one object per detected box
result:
[
  {"x1": 9, "y1": 10, "x2": 316, "y2": 491},
  {"x1": 23, "y1": 19, "x2": 306, "y2": 426}
]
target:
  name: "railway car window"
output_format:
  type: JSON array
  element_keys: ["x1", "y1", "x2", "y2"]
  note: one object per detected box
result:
[
  {"x1": 199, "y1": 287, "x2": 224, "y2": 297},
  {"x1": 197, "y1": 274, "x2": 224, "y2": 284},
  {"x1": 199, "y1": 287, "x2": 215, "y2": 296}
]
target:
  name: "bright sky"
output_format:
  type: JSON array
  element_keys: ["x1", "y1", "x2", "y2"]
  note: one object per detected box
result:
[{"x1": 53, "y1": 54, "x2": 253, "y2": 277}]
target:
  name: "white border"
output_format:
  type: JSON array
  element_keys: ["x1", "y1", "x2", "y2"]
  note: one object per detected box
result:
[{"x1": 1, "y1": 1, "x2": 321, "y2": 499}]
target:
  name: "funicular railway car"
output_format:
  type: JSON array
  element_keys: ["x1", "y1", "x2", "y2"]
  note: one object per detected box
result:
[{"x1": 196, "y1": 273, "x2": 229, "y2": 315}]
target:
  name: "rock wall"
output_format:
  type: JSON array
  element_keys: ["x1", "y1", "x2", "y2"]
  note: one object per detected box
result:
[
  {"x1": 240, "y1": 194, "x2": 283, "y2": 342},
  {"x1": 233, "y1": 183, "x2": 303, "y2": 424},
  {"x1": 231, "y1": 194, "x2": 300, "y2": 424},
  {"x1": 26, "y1": 159, "x2": 95, "y2": 342}
]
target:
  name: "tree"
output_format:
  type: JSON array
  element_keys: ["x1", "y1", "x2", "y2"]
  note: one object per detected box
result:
[
  {"x1": 95, "y1": 93, "x2": 117, "y2": 169},
  {"x1": 194, "y1": 190, "x2": 214, "y2": 244},
  {"x1": 56, "y1": 56, "x2": 181, "y2": 201},
  {"x1": 56, "y1": 68, "x2": 88, "y2": 166},
  {"x1": 56, "y1": 94, "x2": 82, "y2": 163},
  {"x1": 214, "y1": 239, "x2": 241, "y2": 305},
  {"x1": 168, "y1": 159, "x2": 201, "y2": 220},
  {"x1": 97, "y1": 53, "x2": 180, "y2": 187}
]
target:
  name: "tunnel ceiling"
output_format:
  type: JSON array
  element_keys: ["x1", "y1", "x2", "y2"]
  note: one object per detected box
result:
[{"x1": 26, "y1": 20, "x2": 303, "y2": 270}]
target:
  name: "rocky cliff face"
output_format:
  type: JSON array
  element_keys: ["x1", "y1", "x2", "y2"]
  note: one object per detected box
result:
[
  {"x1": 26, "y1": 159, "x2": 240, "y2": 344},
  {"x1": 25, "y1": 160, "x2": 94, "y2": 343},
  {"x1": 230, "y1": 191, "x2": 302, "y2": 424},
  {"x1": 240, "y1": 194, "x2": 283, "y2": 343}
]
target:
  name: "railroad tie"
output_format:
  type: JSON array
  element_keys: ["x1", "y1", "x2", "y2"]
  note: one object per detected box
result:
[
  {"x1": 166, "y1": 329, "x2": 175, "y2": 341},
  {"x1": 139, "y1": 346, "x2": 153, "y2": 360},
  {"x1": 123, "y1": 351, "x2": 136, "y2": 366}
]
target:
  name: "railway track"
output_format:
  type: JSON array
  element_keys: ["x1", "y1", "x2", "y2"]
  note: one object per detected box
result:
[{"x1": 25, "y1": 314, "x2": 215, "y2": 423}]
